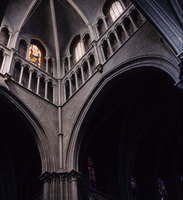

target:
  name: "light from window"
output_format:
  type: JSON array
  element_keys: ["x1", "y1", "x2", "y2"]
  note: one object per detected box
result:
[
  {"x1": 74, "y1": 41, "x2": 84, "y2": 62},
  {"x1": 88, "y1": 156, "x2": 96, "y2": 188},
  {"x1": 109, "y1": 1, "x2": 124, "y2": 22},
  {"x1": 27, "y1": 44, "x2": 41, "y2": 68}
]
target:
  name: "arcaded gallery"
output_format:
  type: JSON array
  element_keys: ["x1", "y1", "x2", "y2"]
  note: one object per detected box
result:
[{"x1": 0, "y1": 0, "x2": 182, "y2": 199}]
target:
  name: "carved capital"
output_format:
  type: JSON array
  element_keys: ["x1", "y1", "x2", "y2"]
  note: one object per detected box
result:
[
  {"x1": 62, "y1": 172, "x2": 69, "y2": 182},
  {"x1": 92, "y1": 40, "x2": 97, "y2": 47},
  {"x1": 69, "y1": 170, "x2": 81, "y2": 182},
  {"x1": 40, "y1": 172, "x2": 51, "y2": 183},
  {"x1": 28, "y1": 68, "x2": 34, "y2": 73},
  {"x1": 4, "y1": 73, "x2": 11, "y2": 81},
  {"x1": 10, "y1": 48, "x2": 16, "y2": 54},
  {"x1": 96, "y1": 64, "x2": 103, "y2": 73}
]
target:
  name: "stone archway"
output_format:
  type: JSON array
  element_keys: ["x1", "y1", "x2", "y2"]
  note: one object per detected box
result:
[
  {"x1": 0, "y1": 86, "x2": 54, "y2": 199},
  {"x1": 130, "y1": 109, "x2": 183, "y2": 200},
  {"x1": 72, "y1": 66, "x2": 182, "y2": 199}
]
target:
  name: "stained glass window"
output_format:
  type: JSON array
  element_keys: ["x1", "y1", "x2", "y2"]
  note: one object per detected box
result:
[
  {"x1": 88, "y1": 156, "x2": 96, "y2": 188},
  {"x1": 109, "y1": 1, "x2": 124, "y2": 22},
  {"x1": 130, "y1": 176, "x2": 168, "y2": 200},
  {"x1": 130, "y1": 176, "x2": 141, "y2": 199},
  {"x1": 157, "y1": 178, "x2": 168, "y2": 199},
  {"x1": 27, "y1": 44, "x2": 41, "y2": 68}
]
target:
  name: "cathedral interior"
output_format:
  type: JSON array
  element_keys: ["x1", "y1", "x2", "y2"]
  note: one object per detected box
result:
[{"x1": 0, "y1": 0, "x2": 182, "y2": 199}]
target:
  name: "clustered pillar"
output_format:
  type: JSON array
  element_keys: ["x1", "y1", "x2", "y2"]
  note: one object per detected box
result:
[{"x1": 41, "y1": 171, "x2": 80, "y2": 200}]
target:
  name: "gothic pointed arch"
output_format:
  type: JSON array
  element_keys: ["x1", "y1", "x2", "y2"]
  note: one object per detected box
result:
[
  {"x1": 66, "y1": 56, "x2": 180, "y2": 199},
  {"x1": 27, "y1": 39, "x2": 46, "y2": 69},
  {"x1": 0, "y1": 86, "x2": 55, "y2": 173}
]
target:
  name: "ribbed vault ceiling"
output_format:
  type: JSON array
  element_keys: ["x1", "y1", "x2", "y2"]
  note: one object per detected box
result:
[{"x1": 3, "y1": 0, "x2": 103, "y2": 57}]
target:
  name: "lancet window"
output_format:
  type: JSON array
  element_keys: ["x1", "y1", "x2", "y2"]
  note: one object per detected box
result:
[
  {"x1": 27, "y1": 44, "x2": 41, "y2": 68},
  {"x1": 109, "y1": 1, "x2": 124, "y2": 22}
]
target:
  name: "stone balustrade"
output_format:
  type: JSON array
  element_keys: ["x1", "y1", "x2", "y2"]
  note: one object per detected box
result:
[
  {"x1": 12, "y1": 52, "x2": 57, "y2": 104},
  {"x1": 62, "y1": 4, "x2": 146, "y2": 102},
  {"x1": 62, "y1": 47, "x2": 97, "y2": 102},
  {"x1": 0, "y1": 4, "x2": 146, "y2": 105}
]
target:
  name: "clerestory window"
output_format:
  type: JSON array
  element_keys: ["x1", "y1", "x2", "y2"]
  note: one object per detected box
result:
[
  {"x1": 27, "y1": 44, "x2": 41, "y2": 68},
  {"x1": 74, "y1": 40, "x2": 84, "y2": 62},
  {"x1": 109, "y1": 1, "x2": 124, "y2": 22}
]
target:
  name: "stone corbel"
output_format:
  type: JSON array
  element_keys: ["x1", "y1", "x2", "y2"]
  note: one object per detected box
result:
[{"x1": 96, "y1": 64, "x2": 103, "y2": 73}]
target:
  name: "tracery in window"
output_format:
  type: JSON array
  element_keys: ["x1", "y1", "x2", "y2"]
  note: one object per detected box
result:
[
  {"x1": 27, "y1": 44, "x2": 41, "y2": 68},
  {"x1": 74, "y1": 40, "x2": 84, "y2": 62},
  {"x1": 109, "y1": 1, "x2": 124, "y2": 22}
]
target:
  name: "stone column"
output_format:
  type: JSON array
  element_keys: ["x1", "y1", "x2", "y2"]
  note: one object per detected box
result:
[
  {"x1": 67, "y1": 54, "x2": 71, "y2": 71},
  {"x1": 128, "y1": 15, "x2": 138, "y2": 30},
  {"x1": 0, "y1": 51, "x2": 7, "y2": 72},
  {"x1": 100, "y1": 44, "x2": 106, "y2": 63},
  {"x1": 92, "y1": 41, "x2": 100, "y2": 65},
  {"x1": 95, "y1": 24, "x2": 100, "y2": 39},
  {"x1": 81, "y1": 39, "x2": 86, "y2": 53},
  {"x1": 18, "y1": 64, "x2": 25, "y2": 84},
  {"x1": 11, "y1": 30, "x2": 20, "y2": 49},
  {"x1": 63, "y1": 84, "x2": 66, "y2": 102},
  {"x1": 45, "y1": 79, "x2": 49, "y2": 99},
  {"x1": 1, "y1": 49, "x2": 15, "y2": 75},
  {"x1": 50, "y1": 174, "x2": 56, "y2": 200},
  {"x1": 106, "y1": 37, "x2": 113, "y2": 56},
  {"x1": 58, "y1": 133, "x2": 63, "y2": 169},
  {"x1": 7, "y1": 31, "x2": 12, "y2": 48},
  {"x1": 102, "y1": 16, "x2": 108, "y2": 30},
  {"x1": 63, "y1": 174, "x2": 69, "y2": 200},
  {"x1": 41, "y1": 172, "x2": 51, "y2": 200},
  {"x1": 121, "y1": 23, "x2": 129, "y2": 38},
  {"x1": 86, "y1": 59, "x2": 92, "y2": 76},
  {"x1": 74, "y1": 72, "x2": 79, "y2": 90},
  {"x1": 45, "y1": 56, "x2": 50, "y2": 73},
  {"x1": 62, "y1": 59, "x2": 65, "y2": 76},
  {"x1": 69, "y1": 78, "x2": 72, "y2": 96},
  {"x1": 52, "y1": 83, "x2": 57, "y2": 104},
  {"x1": 114, "y1": 29, "x2": 122, "y2": 47},
  {"x1": 52, "y1": 58, "x2": 56, "y2": 77},
  {"x1": 59, "y1": 175, "x2": 64, "y2": 200},
  {"x1": 86, "y1": 23, "x2": 95, "y2": 41},
  {"x1": 28, "y1": 69, "x2": 33, "y2": 90},
  {"x1": 80, "y1": 66, "x2": 85, "y2": 83},
  {"x1": 36, "y1": 74, "x2": 41, "y2": 95},
  {"x1": 43, "y1": 181, "x2": 50, "y2": 200},
  {"x1": 69, "y1": 171, "x2": 80, "y2": 200}
]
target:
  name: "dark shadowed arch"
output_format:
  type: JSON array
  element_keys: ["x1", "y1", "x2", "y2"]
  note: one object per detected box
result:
[
  {"x1": 66, "y1": 56, "x2": 182, "y2": 199},
  {"x1": 0, "y1": 85, "x2": 55, "y2": 173}
]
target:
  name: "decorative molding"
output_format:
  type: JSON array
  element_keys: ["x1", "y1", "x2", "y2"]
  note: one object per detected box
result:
[{"x1": 40, "y1": 170, "x2": 81, "y2": 182}]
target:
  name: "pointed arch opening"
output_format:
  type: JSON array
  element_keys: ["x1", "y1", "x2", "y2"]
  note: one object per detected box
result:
[
  {"x1": 0, "y1": 27, "x2": 9, "y2": 46},
  {"x1": 70, "y1": 35, "x2": 85, "y2": 65},
  {"x1": 0, "y1": 89, "x2": 54, "y2": 199},
  {"x1": 18, "y1": 39, "x2": 28, "y2": 58},
  {"x1": 27, "y1": 39, "x2": 46, "y2": 70},
  {"x1": 73, "y1": 65, "x2": 182, "y2": 199}
]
